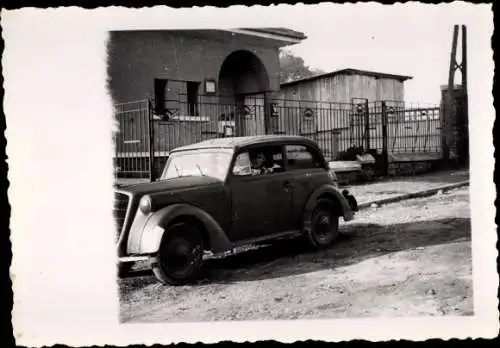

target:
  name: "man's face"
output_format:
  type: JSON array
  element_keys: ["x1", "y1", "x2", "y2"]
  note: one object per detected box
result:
[{"x1": 255, "y1": 154, "x2": 265, "y2": 167}]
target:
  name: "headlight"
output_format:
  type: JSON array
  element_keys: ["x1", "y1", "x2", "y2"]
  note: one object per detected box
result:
[{"x1": 139, "y1": 195, "x2": 153, "y2": 214}]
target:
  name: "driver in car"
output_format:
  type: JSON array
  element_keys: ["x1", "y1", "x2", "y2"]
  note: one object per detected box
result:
[{"x1": 252, "y1": 152, "x2": 280, "y2": 175}]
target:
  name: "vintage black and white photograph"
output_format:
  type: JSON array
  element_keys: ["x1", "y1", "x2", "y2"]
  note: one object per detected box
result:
[
  {"x1": 112, "y1": 17, "x2": 475, "y2": 322},
  {"x1": 4, "y1": 2, "x2": 497, "y2": 346}
]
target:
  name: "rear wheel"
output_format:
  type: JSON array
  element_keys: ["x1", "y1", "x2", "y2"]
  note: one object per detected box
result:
[
  {"x1": 151, "y1": 222, "x2": 205, "y2": 285},
  {"x1": 306, "y1": 198, "x2": 340, "y2": 249}
]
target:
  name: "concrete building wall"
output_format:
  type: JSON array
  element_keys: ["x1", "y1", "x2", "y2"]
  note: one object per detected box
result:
[
  {"x1": 109, "y1": 30, "x2": 287, "y2": 156},
  {"x1": 107, "y1": 30, "x2": 281, "y2": 104}
]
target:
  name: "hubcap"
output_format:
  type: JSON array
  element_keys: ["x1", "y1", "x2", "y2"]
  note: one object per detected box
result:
[
  {"x1": 319, "y1": 215, "x2": 330, "y2": 226},
  {"x1": 313, "y1": 207, "x2": 335, "y2": 243}
]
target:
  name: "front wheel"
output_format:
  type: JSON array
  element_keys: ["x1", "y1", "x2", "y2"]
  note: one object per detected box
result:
[
  {"x1": 306, "y1": 198, "x2": 340, "y2": 249},
  {"x1": 151, "y1": 222, "x2": 205, "y2": 285}
]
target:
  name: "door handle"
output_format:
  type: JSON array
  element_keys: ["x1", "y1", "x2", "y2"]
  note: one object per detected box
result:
[{"x1": 283, "y1": 181, "x2": 293, "y2": 190}]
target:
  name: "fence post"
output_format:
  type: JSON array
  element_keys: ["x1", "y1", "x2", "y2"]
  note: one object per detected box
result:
[
  {"x1": 264, "y1": 92, "x2": 271, "y2": 135},
  {"x1": 381, "y1": 101, "x2": 389, "y2": 176},
  {"x1": 148, "y1": 99, "x2": 157, "y2": 182},
  {"x1": 364, "y1": 99, "x2": 370, "y2": 152}
]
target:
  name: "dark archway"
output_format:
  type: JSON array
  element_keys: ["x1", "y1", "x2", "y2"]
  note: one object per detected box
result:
[
  {"x1": 218, "y1": 50, "x2": 271, "y2": 136},
  {"x1": 218, "y1": 50, "x2": 271, "y2": 101}
]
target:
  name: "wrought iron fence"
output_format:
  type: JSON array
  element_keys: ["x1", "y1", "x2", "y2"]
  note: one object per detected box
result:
[
  {"x1": 113, "y1": 95, "x2": 443, "y2": 179},
  {"x1": 366, "y1": 101, "x2": 442, "y2": 154}
]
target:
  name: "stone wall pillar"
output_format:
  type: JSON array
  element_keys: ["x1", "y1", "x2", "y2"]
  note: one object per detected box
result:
[{"x1": 440, "y1": 84, "x2": 468, "y2": 166}]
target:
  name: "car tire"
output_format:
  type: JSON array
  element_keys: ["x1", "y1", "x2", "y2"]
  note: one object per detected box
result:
[
  {"x1": 306, "y1": 198, "x2": 340, "y2": 249},
  {"x1": 151, "y1": 222, "x2": 205, "y2": 286}
]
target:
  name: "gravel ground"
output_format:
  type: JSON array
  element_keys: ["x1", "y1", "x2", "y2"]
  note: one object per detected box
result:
[{"x1": 118, "y1": 186, "x2": 472, "y2": 322}]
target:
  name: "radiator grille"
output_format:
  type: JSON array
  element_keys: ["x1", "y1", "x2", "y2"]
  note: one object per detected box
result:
[{"x1": 113, "y1": 192, "x2": 130, "y2": 242}]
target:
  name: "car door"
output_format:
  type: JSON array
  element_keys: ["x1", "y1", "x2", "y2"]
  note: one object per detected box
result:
[
  {"x1": 284, "y1": 144, "x2": 327, "y2": 228},
  {"x1": 228, "y1": 145, "x2": 293, "y2": 242}
]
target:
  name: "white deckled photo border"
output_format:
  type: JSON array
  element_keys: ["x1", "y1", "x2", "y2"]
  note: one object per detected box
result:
[{"x1": 2, "y1": 2, "x2": 497, "y2": 346}]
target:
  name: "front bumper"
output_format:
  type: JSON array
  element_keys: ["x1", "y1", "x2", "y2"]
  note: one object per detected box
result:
[
  {"x1": 342, "y1": 189, "x2": 359, "y2": 212},
  {"x1": 118, "y1": 255, "x2": 150, "y2": 263}
]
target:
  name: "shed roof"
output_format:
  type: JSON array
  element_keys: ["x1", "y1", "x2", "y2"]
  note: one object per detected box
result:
[
  {"x1": 171, "y1": 135, "x2": 316, "y2": 153},
  {"x1": 281, "y1": 68, "x2": 413, "y2": 87}
]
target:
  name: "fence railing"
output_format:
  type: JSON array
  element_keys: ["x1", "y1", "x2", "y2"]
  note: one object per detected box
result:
[{"x1": 113, "y1": 96, "x2": 443, "y2": 179}]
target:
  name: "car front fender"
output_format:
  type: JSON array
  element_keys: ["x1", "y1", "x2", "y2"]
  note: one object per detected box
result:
[
  {"x1": 302, "y1": 185, "x2": 354, "y2": 232},
  {"x1": 128, "y1": 203, "x2": 232, "y2": 255}
]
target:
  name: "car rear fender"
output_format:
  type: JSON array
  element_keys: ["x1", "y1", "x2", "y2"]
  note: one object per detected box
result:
[
  {"x1": 302, "y1": 185, "x2": 354, "y2": 232},
  {"x1": 133, "y1": 203, "x2": 232, "y2": 255}
]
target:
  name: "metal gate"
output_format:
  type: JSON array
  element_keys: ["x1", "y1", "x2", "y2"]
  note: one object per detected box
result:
[
  {"x1": 348, "y1": 99, "x2": 442, "y2": 154},
  {"x1": 113, "y1": 100, "x2": 151, "y2": 179}
]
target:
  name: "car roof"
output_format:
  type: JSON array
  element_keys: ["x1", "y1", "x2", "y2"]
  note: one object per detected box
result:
[{"x1": 170, "y1": 135, "x2": 319, "y2": 153}]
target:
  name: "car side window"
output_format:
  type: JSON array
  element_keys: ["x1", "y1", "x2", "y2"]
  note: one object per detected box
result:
[
  {"x1": 285, "y1": 145, "x2": 321, "y2": 170},
  {"x1": 250, "y1": 145, "x2": 284, "y2": 175},
  {"x1": 233, "y1": 145, "x2": 284, "y2": 176}
]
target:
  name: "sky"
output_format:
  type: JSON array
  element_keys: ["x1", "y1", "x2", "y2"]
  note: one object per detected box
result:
[
  {"x1": 2, "y1": 3, "x2": 496, "y2": 346},
  {"x1": 3, "y1": 3, "x2": 492, "y2": 105},
  {"x1": 47, "y1": 2, "x2": 493, "y2": 106},
  {"x1": 279, "y1": 3, "x2": 491, "y2": 105}
]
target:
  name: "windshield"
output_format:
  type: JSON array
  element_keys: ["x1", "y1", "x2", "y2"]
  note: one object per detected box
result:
[{"x1": 160, "y1": 149, "x2": 234, "y2": 181}]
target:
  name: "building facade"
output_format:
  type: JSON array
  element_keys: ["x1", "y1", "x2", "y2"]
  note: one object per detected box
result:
[
  {"x1": 108, "y1": 28, "x2": 306, "y2": 159},
  {"x1": 109, "y1": 29, "x2": 442, "y2": 177}
]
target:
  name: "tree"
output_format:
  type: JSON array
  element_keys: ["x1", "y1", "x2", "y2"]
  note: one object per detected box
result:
[{"x1": 279, "y1": 49, "x2": 324, "y2": 84}]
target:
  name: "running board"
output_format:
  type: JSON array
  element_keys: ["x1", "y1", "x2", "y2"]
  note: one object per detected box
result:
[
  {"x1": 204, "y1": 230, "x2": 303, "y2": 260},
  {"x1": 119, "y1": 230, "x2": 303, "y2": 262}
]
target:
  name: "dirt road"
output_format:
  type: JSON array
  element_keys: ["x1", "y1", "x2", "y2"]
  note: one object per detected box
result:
[{"x1": 118, "y1": 186, "x2": 472, "y2": 322}]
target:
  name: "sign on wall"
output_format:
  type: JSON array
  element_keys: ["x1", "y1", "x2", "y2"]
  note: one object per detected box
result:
[
  {"x1": 303, "y1": 108, "x2": 314, "y2": 118},
  {"x1": 204, "y1": 79, "x2": 217, "y2": 94},
  {"x1": 271, "y1": 103, "x2": 280, "y2": 117}
]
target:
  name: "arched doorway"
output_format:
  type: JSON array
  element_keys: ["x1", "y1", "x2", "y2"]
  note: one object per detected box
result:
[{"x1": 218, "y1": 50, "x2": 271, "y2": 136}]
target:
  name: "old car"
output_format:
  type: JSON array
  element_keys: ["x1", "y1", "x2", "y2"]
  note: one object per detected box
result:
[{"x1": 115, "y1": 135, "x2": 358, "y2": 285}]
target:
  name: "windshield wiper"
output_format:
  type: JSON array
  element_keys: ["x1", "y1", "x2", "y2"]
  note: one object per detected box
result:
[
  {"x1": 195, "y1": 164, "x2": 206, "y2": 176},
  {"x1": 174, "y1": 164, "x2": 181, "y2": 177}
]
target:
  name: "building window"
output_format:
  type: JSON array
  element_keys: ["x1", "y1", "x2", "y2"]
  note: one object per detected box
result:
[{"x1": 187, "y1": 81, "x2": 200, "y2": 116}]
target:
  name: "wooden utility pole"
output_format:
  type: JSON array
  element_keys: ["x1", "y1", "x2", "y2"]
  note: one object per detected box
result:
[
  {"x1": 443, "y1": 24, "x2": 468, "y2": 167},
  {"x1": 460, "y1": 25, "x2": 469, "y2": 167}
]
